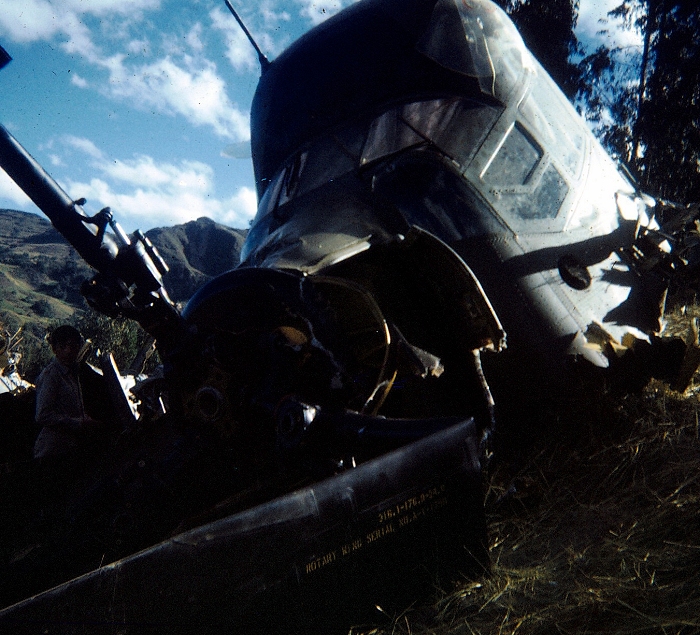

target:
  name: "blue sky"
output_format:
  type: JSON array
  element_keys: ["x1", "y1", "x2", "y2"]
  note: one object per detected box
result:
[{"x1": 0, "y1": 0, "x2": 635, "y2": 232}]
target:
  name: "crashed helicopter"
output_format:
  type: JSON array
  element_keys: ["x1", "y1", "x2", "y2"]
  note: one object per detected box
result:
[{"x1": 1, "y1": 0, "x2": 700, "y2": 631}]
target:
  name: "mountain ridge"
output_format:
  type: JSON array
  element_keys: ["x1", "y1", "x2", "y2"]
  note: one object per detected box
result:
[{"x1": 0, "y1": 208, "x2": 247, "y2": 337}]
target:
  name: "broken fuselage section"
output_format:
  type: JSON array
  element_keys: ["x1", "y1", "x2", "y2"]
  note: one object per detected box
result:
[
  {"x1": 1, "y1": 0, "x2": 700, "y2": 624},
  {"x1": 242, "y1": 0, "x2": 699, "y2": 424}
]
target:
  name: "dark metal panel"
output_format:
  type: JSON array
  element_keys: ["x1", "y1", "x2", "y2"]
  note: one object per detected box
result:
[{"x1": 0, "y1": 420, "x2": 487, "y2": 634}]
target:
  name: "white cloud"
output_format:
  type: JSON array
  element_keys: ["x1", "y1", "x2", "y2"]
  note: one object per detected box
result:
[
  {"x1": 60, "y1": 0, "x2": 160, "y2": 16},
  {"x1": 100, "y1": 54, "x2": 250, "y2": 141},
  {"x1": 64, "y1": 135, "x2": 104, "y2": 159},
  {"x1": 260, "y1": 2, "x2": 292, "y2": 26},
  {"x1": 57, "y1": 148, "x2": 255, "y2": 230},
  {"x1": 0, "y1": 0, "x2": 74, "y2": 43},
  {"x1": 0, "y1": 0, "x2": 248, "y2": 142},
  {"x1": 210, "y1": 7, "x2": 259, "y2": 73},
  {"x1": 9, "y1": 135, "x2": 258, "y2": 230},
  {"x1": 60, "y1": 19, "x2": 102, "y2": 61},
  {"x1": 577, "y1": 0, "x2": 642, "y2": 50},
  {"x1": 126, "y1": 38, "x2": 151, "y2": 56},
  {"x1": 221, "y1": 187, "x2": 257, "y2": 227},
  {"x1": 104, "y1": 156, "x2": 213, "y2": 192},
  {"x1": 0, "y1": 0, "x2": 159, "y2": 45},
  {"x1": 70, "y1": 72, "x2": 88, "y2": 88},
  {"x1": 185, "y1": 23, "x2": 205, "y2": 53},
  {"x1": 66, "y1": 175, "x2": 256, "y2": 230},
  {"x1": 0, "y1": 134, "x2": 257, "y2": 229}
]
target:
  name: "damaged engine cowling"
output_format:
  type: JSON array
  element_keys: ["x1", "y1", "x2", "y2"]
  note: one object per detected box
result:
[{"x1": 170, "y1": 226, "x2": 505, "y2": 473}]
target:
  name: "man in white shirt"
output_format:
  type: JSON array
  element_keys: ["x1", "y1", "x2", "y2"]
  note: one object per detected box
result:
[{"x1": 33, "y1": 325, "x2": 103, "y2": 463}]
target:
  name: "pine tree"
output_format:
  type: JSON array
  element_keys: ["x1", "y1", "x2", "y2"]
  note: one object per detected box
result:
[
  {"x1": 576, "y1": 0, "x2": 700, "y2": 203},
  {"x1": 635, "y1": 0, "x2": 700, "y2": 202}
]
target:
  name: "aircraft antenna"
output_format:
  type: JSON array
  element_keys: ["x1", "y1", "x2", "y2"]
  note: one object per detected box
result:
[{"x1": 222, "y1": 0, "x2": 271, "y2": 73}]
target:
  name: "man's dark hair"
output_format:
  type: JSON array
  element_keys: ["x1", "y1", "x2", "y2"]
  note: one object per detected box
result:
[{"x1": 49, "y1": 325, "x2": 82, "y2": 349}]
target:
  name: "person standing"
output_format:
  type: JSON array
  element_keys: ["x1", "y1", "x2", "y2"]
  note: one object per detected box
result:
[{"x1": 33, "y1": 325, "x2": 104, "y2": 473}]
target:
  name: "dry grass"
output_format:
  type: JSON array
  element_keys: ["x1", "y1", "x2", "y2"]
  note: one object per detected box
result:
[
  {"x1": 454, "y1": 381, "x2": 700, "y2": 635},
  {"x1": 356, "y1": 308, "x2": 700, "y2": 634}
]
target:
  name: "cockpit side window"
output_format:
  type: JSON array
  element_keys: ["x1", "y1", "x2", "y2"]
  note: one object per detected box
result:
[
  {"x1": 294, "y1": 136, "x2": 357, "y2": 199},
  {"x1": 482, "y1": 122, "x2": 541, "y2": 187},
  {"x1": 520, "y1": 71, "x2": 585, "y2": 179},
  {"x1": 477, "y1": 121, "x2": 569, "y2": 223},
  {"x1": 429, "y1": 100, "x2": 502, "y2": 167},
  {"x1": 511, "y1": 163, "x2": 568, "y2": 220}
]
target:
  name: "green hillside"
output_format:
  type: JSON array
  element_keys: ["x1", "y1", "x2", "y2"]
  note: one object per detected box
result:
[
  {"x1": 0, "y1": 209, "x2": 91, "y2": 338},
  {"x1": 0, "y1": 208, "x2": 246, "y2": 378}
]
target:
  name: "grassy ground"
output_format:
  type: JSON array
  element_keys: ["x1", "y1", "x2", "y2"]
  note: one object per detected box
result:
[{"x1": 356, "y1": 360, "x2": 700, "y2": 633}]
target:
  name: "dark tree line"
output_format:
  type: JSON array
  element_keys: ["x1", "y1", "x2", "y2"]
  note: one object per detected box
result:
[
  {"x1": 495, "y1": 0, "x2": 700, "y2": 204},
  {"x1": 9, "y1": 312, "x2": 157, "y2": 383},
  {"x1": 629, "y1": 0, "x2": 699, "y2": 202}
]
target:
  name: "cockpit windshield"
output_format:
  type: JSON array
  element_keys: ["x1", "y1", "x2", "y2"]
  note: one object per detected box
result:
[{"x1": 251, "y1": 97, "x2": 502, "y2": 228}]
